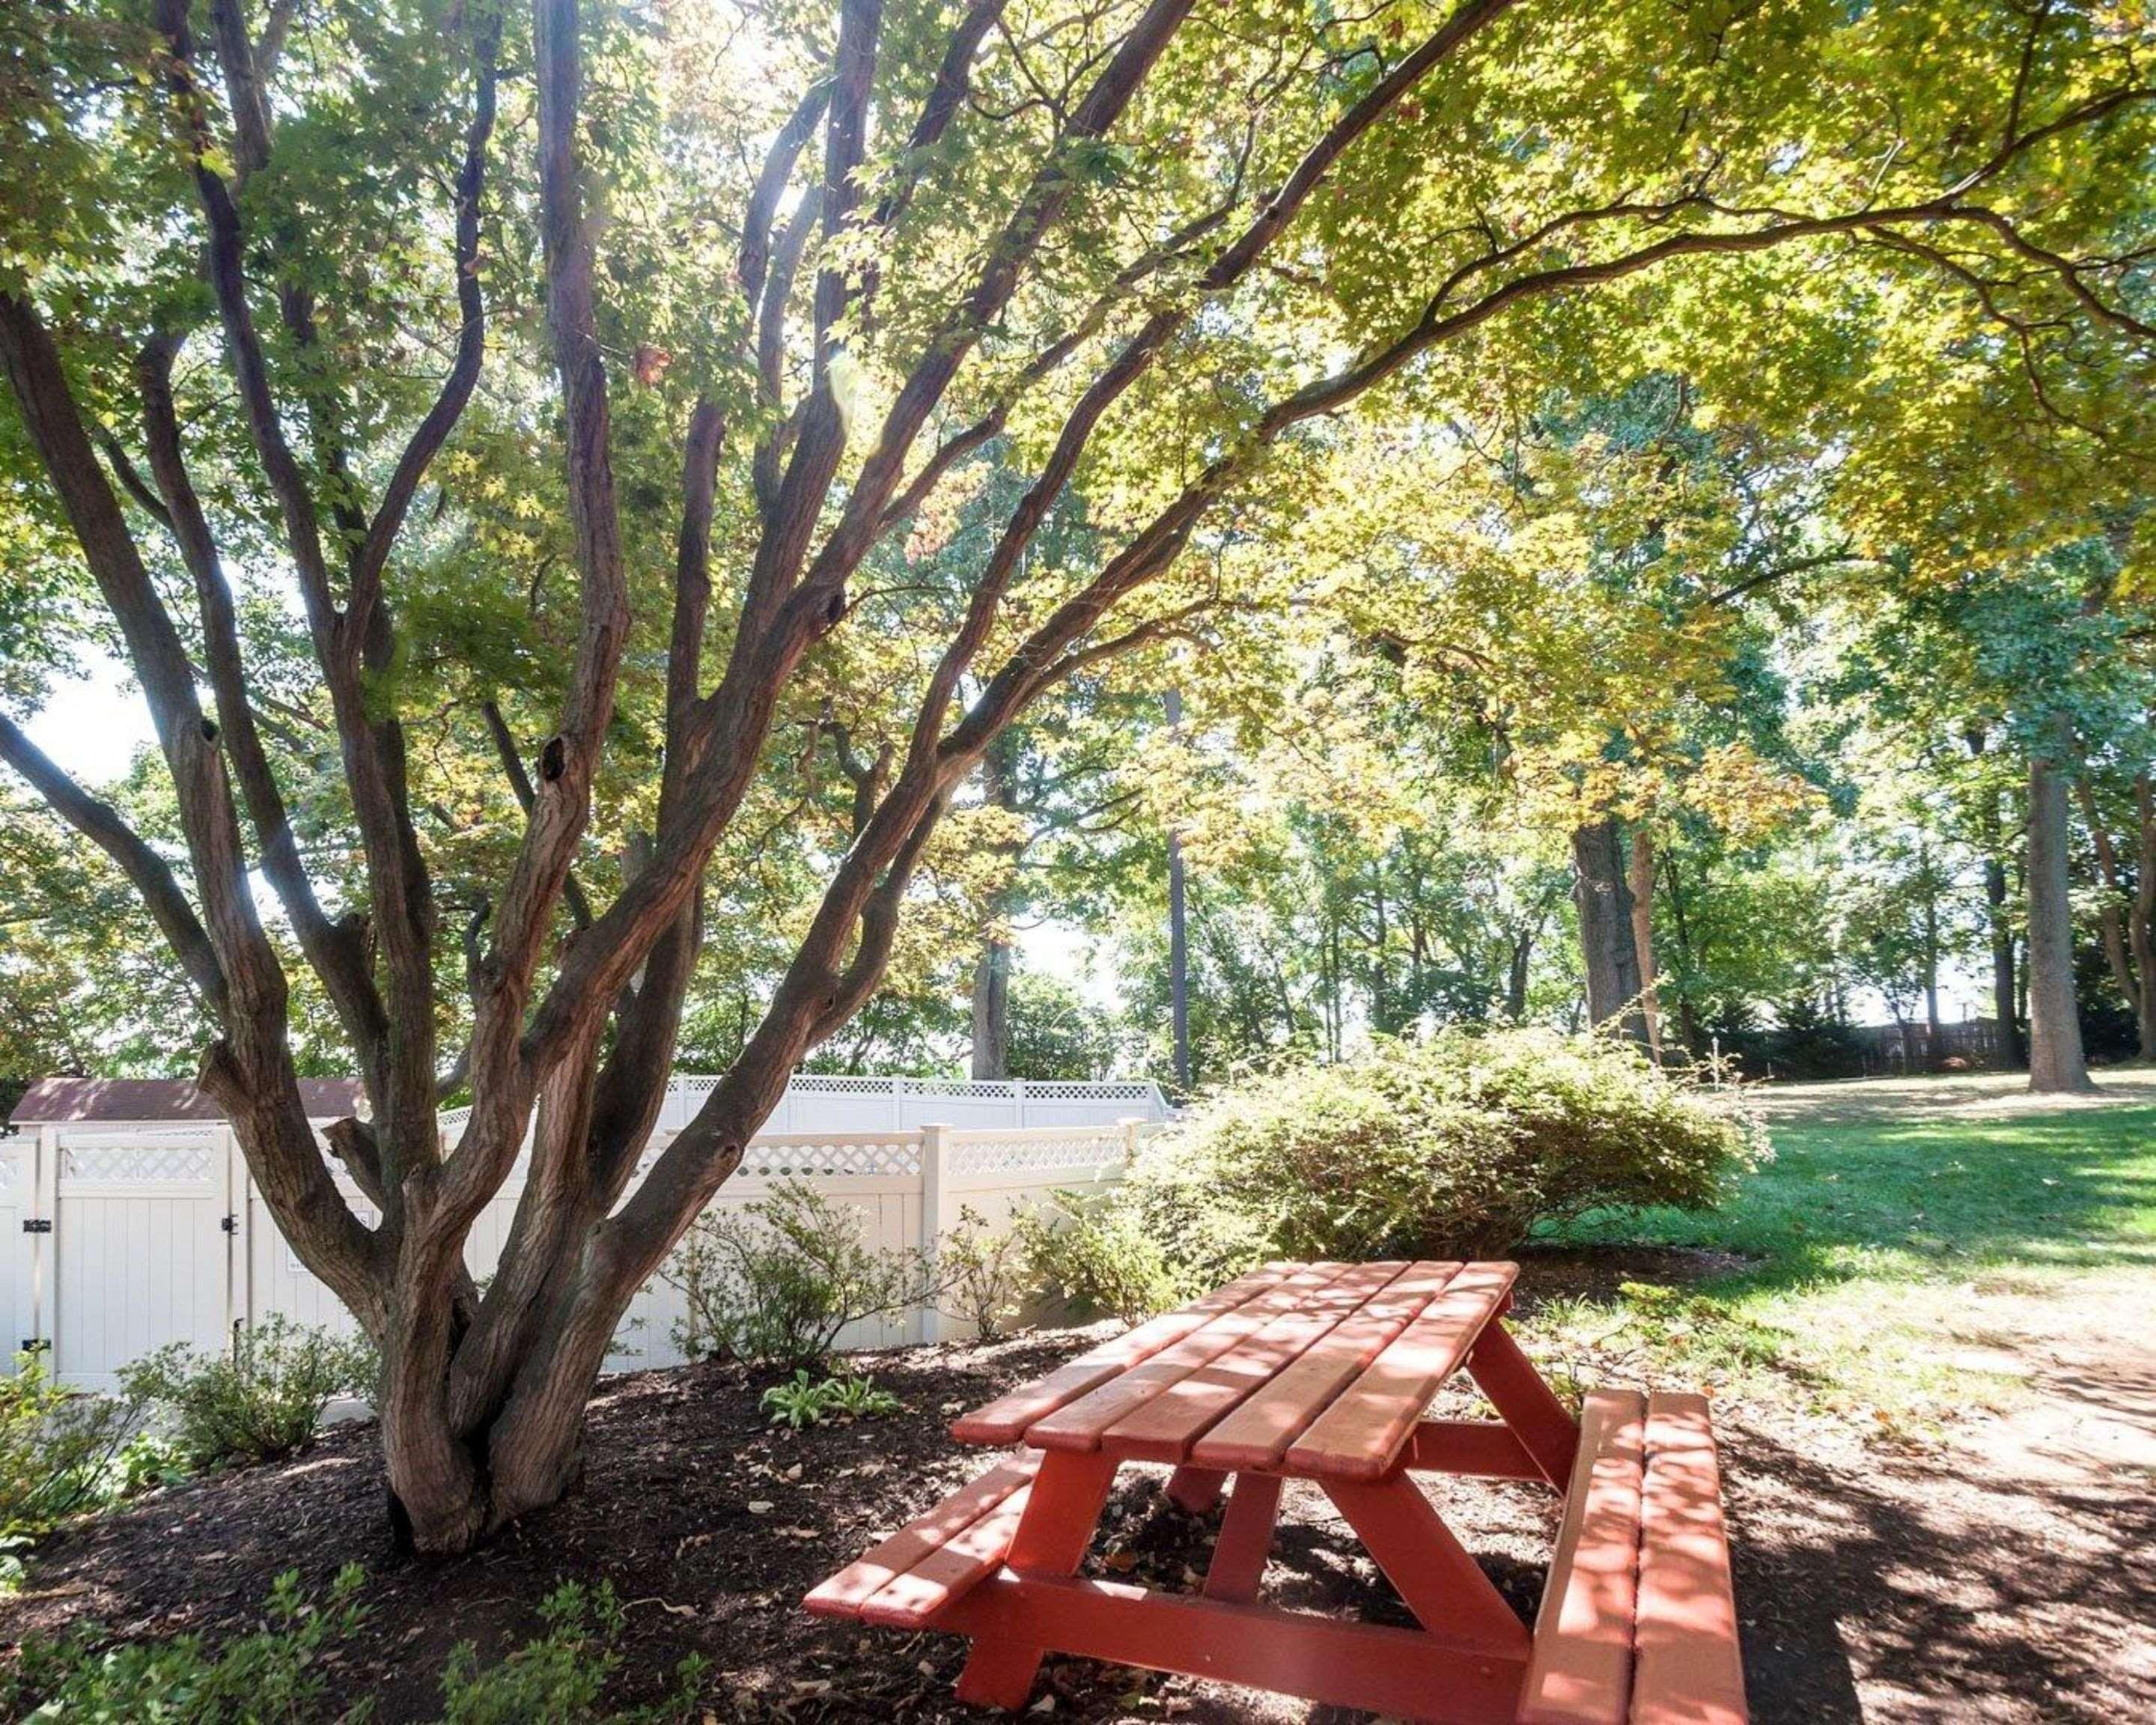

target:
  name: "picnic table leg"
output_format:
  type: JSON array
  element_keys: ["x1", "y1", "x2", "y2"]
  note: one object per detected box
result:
[
  {"x1": 1325, "y1": 1476, "x2": 1530, "y2": 1659},
  {"x1": 954, "y1": 1449, "x2": 1119, "y2": 1711},
  {"x1": 1165, "y1": 1463, "x2": 1228, "y2": 1514},
  {"x1": 1465, "y1": 1323, "x2": 1579, "y2": 1488},
  {"x1": 1202, "y1": 1471, "x2": 1283, "y2": 1603}
]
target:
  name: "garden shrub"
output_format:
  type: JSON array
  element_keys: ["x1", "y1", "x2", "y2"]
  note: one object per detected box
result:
[
  {"x1": 0, "y1": 1350, "x2": 144, "y2": 1542},
  {"x1": 437, "y1": 1579, "x2": 708, "y2": 1724},
  {"x1": 120, "y1": 1316, "x2": 377, "y2": 1470},
  {"x1": 1, "y1": 1564, "x2": 368, "y2": 1723},
  {"x1": 937, "y1": 1203, "x2": 1036, "y2": 1340},
  {"x1": 1017, "y1": 1189, "x2": 1187, "y2": 1324},
  {"x1": 1, "y1": 1569, "x2": 710, "y2": 1724},
  {"x1": 1115, "y1": 1029, "x2": 1764, "y2": 1292},
  {"x1": 661, "y1": 1178, "x2": 939, "y2": 1370}
]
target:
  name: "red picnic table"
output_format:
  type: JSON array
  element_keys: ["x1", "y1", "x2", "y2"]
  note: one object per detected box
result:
[{"x1": 806, "y1": 1259, "x2": 1747, "y2": 1724}]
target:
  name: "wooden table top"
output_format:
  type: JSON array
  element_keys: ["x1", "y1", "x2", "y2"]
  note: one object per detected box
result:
[{"x1": 952, "y1": 1259, "x2": 1520, "y2": 1482}]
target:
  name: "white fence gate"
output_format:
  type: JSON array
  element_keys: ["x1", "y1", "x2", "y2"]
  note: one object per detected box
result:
[{"x1": 4, "y1": 1077, "x2": 1163, "y2": 1390}]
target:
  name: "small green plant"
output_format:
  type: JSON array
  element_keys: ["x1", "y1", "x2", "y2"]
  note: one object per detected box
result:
[
  {"x1": 437, "y1": 1578, "x2": 709, "y2": 1724},
  {"x1": 0, "y1": 1563, "x2": 368, "y2": 1722},
  {"x1": 0, "y1": 1570, "x2": 710, "y2": 1724},
  {"x1": 120, "y1": 1316, "x2": 377, "y2": 1470},
  {"x1": 1018, "y1": 1189, "x2": 1184, "y2": 1324},
  {"x1": 758, "y1": 1369, "x2": 900, "y2": 1429},
  {"x1": 661, "y1": 1179, "x2": 942, "y2": 1369},
  {"x1": 0, "y1": 1350, "x2": 143, "y2": 1542},
  {"x1": 937, "y1": 1204, "x2": 1036, "y2": 1340}
]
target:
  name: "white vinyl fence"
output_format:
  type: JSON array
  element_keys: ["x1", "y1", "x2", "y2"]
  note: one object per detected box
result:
[{"x1": 4, "y1": 1077, "x2": 1166, "y2": 1391}]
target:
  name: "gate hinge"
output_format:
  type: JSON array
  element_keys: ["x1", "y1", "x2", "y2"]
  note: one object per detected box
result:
[
  {"x1": 20, "y1": 1218, "x2": 52, "y2": 1235},
  {"x1": 19, "y1": 1338, "x2": 46, "y2": 1354},
  {"x1": 220, "y1": 1214, "x2": 239, "y2": 1235}
]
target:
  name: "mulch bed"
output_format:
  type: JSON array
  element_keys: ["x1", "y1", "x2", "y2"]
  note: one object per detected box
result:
[{"x1": 4, "y1": 1250, "x2": 2149, "y2": 1724}]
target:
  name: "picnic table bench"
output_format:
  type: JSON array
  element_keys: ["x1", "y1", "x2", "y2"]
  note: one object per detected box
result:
[{"x1": 806, "y1": 1259, "x2": 1747, "y2": 1724}]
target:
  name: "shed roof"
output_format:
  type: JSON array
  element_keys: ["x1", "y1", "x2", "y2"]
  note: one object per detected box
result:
[{"x1": 8, "y1": 1076, "x2": 364, "y2": 1125}]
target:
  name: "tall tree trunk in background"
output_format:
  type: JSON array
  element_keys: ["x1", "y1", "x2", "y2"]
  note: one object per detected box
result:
[
  {"x1": 969, "y1": 740, "x2": 1018, "y2": 1080},
  {"x1": 1164, "y1": 689, "x2": 1191, "y2": 1092},
  {"x1": 2077, "y1": 773, "x2": 2156, "y2": 1061},
  {"x1": 2026, "y1": 730, "x2": 2094, "y2": 1092},
  {"x1": 1505, "y1": 925, "x2": 1532, "y2": 1019},
  {"x1": 1982, "y1": 794, "x2": 2026, "y2": 1069},
  {"x1": 1918, "y1": 838, "x2": 1942, "y2": 1069},
  {"x1": 1571, "y1": 816, "x2": 1650, "y2": 1046},
  {"x1": 1627, "y1": 824, "x2": 1663, "y2": 1062},
  {"x1": 2134, "y1": 776, "x2": 2156, "y2": 1062}
]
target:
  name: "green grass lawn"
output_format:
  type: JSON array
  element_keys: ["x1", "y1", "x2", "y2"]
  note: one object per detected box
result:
[{"x1": 1522, "y1": 1103, "x2": 2156, "y2": 1426}]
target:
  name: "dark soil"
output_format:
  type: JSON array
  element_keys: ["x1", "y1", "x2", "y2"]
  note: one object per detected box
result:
[{"x1": 4, "y1": 1252, "x2": 2149, "y2": 1724}]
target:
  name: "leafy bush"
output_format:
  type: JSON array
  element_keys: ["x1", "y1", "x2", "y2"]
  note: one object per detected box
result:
[
  {"x1": 1, "y1": 1564, "x2": 368, "y2": 1723},
  {"x1": 0, "y1": 1351, "x2": 144, "y2": 1542},
  {"x1": 661, "y1": 1179, "x2": 940, "y2": 1370},
  {"x1": 937, "y1": 1204, "x2": 1036, "y2": 1340},
  {"x1": 120, "y1": 1317, "x2": 377, "y2": 1470},
  {"x1": 438, "y1": 1579, "x2": 708, "y2": 1724},
  {"x1": 1114, "y1": 1029, "x2": 1764, "y2": 1292},
  {"x1": 758, "y1": 1369, "x2": 901, "y2": 1429},
  {"x1": 1017, "y1": 1189, "x2": 1186, "y2": 1324},
  {"x1": 1, "y1": 1570, "x2": 710, "y2": 1724}
]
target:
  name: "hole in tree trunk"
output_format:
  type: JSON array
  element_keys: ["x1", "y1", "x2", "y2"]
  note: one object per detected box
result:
[{"x1": 540, "y1": 735, "x2": 567, "y2": 781}]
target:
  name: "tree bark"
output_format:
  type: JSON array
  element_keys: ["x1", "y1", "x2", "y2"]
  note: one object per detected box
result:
[
  {"x1": 2134, "y1": 775, "x2": 2156, "y2": 1062},
  {"x1": 1165, "y1": 689, "x2": 1191, "y2": 1091},
  {"x1": 1571, "y1": 817, "x2": 1650, "y2": 1046},
  {"x1": 1918, "y1": 839, "x2": 1942, "y2": 1070},
  {"x1": 2026, "y1": 731, "x2": 2094, "y2": 1093},
  {"x1": 1627, "y1": 824, "x2": 1663, "y2": 1062},
  {"x1": 969, "y1": 737, "x2": 1019, "y2": 1080},
  {"x1": 1980, "y1": 781, "x2": 2026, "y2": 1069}
]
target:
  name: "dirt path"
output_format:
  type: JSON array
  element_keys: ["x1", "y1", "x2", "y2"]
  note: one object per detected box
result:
[{"x1": 1729, "y1": 1277, "x2": 2156, "y2": 1724}]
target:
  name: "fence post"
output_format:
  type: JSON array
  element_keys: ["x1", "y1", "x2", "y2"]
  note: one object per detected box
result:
[
  {"x1": 33, "y1": 1126, "x2": 58, "y2": 1372},
  {"x1": 919, "y1": 1122, "x2": 957, "y2": 1344}
]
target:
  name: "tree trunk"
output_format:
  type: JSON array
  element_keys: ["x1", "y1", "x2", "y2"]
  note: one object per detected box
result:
[
  {"x1": 1981, "y1": 793, "x2": 2025, "y2": 1069},
  {"x1": 969, "y1": 739, "x2": 1019, "y2": 1080},
  {"x1": 1571, "y1": 816, "x2": 1650, "y2": 1045},
  {"x1": 2026, "y1": 734, "x2": 2094, "y2": 1092},
  {"x1": 1164, "y1": 688, "x2": 1191, "y2": 1091},
  {"x1": 1918, "y1": 839, "x2": 1942, "y2": 1070},
  {"x1": 2134, "y1": 775, "x2": 2156, "y2": 1061},
  {"x1": 1627, "y1": 824, "x2": 1663, "y2": 1062},
  {"x1": 1505, "y1": 925, "x2": 1532, "y2": 1019},
  {"x1": 970, "y1": 937, "x2": 1012, "y2": 1080}
]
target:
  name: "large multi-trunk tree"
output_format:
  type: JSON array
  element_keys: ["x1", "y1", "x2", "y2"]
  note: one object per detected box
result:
[{"x1": 2, "y1": 0, "x2": 2149, "y2": 1551}]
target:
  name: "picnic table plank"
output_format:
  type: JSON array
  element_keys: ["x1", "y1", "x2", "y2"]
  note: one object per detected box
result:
[
  {"x1": 1282, "y1": 1260, "x2": 1518, "y2": 1482},
  {"x1": 859, "y1": 1483, "x2": 1037, "y2": 1628},
  {"x1": 950, "y1": 1264, "x2": 1294, "y2": 1445},
  {"x1": 1517, "y1": 1389, "x2": 1647, "y2": 1725},
  {"x1": 1100, "y1": 1259, "x2": 1413, "y2": 1463},
  {"x1": 1026, "y1": 1262, "x2": 1359, "y2": 1452},
  {"x1": 803, "y1": 1452, "x2": 1041, "y2": 1620},
  {"x1": 1186, "y1": 1260, "x2": 1462, "y2": 1473},
  {"x1": 1632, "y1": 1393, "x2": 1748, "y2": 1725}
]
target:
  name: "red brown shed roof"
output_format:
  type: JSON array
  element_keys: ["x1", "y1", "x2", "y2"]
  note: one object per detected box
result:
[{"x1": 8, "y1": 1077, "x2": 364, "y2": 1125}]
